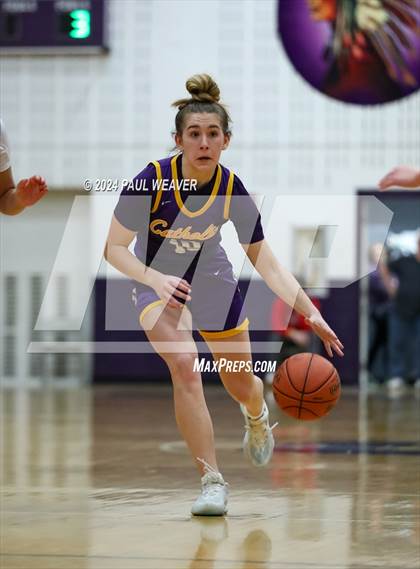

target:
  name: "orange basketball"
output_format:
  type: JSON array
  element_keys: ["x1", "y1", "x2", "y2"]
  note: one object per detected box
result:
[{"x1": 273, "y1": 353, "x2": 341, "y2": 421}]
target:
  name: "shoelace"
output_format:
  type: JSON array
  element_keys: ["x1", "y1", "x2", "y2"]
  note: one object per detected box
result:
[
  {"x1": 245, "y1": 420, "x2": 278, "y2": 448},
  {"x1": 197, "y1": 457, "x2": 220, "y2": 476},
  {"x1": 196, "y1": 458, "x2": 228, "y2": 497}
]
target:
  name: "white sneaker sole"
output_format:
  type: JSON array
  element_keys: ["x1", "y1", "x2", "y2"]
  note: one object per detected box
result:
[{"x1": 191, "y1": 504, "x2": 228, "y2": 516}]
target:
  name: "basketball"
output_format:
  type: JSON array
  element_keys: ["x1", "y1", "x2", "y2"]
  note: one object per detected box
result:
[{"x1": 272, "y1": 353, "x2": 341, "y2": 421}]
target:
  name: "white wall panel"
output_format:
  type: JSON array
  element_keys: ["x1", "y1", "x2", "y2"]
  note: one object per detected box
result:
[{"x1": 1, "y1": 0, "x2": 418, "y2": 282}]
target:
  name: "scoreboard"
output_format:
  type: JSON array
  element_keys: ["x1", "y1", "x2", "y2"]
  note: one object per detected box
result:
[{"x1": 0, "y1": 0, "x2": 107, "y2": 53}]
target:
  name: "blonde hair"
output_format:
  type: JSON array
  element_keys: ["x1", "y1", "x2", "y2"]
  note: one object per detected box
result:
[{"x1": 172, "y1": 74, "x2": 231, "y2": 136}]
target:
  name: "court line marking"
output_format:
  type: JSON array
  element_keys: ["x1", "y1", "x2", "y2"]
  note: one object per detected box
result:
[{"x1": 159, "y1": 440, "x2": 420, "y2": 456}]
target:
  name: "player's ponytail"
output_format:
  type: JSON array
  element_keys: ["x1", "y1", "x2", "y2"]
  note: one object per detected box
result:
[{"x1": 172, "y1": 74, "x2": 231, "y2": 136}]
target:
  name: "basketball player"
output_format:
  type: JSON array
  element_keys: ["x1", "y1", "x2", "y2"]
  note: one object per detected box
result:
[
  {"x1": 379, "y1": 166, "x2": 420, "y2": 190},
  {"x1": 105, "y1": 74, "x2": 344, "y2": 516},
  {"x1": 0, "y1": 119, "x2": 48, "y2": 215}
]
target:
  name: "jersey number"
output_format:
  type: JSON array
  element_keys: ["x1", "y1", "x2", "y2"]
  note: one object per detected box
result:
[{"x1": 169, "y1": 239, "x2": 201, "y2": 254}]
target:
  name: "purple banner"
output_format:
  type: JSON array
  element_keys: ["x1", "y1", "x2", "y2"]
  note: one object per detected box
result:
[{"x1": 278, "y1": 0, "x2": 420, "y2": 105}]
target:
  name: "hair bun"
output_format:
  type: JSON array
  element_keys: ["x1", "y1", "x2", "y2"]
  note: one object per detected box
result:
[
  {"x1": 171, "y1": 74, "x2": 231, "y2": 136},
  {"x1": 185, "y1": 74, "x2": 220, "y2": 103}
]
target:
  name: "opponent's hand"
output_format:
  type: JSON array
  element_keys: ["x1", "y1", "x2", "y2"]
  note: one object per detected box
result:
[
  {"x1": 378, "y1": 166, "x2": 420, "y2": 190},
  {"x1": 305, "y1": 312, "x2": 344, "y2": 358},
  {"x1": 15, "y1": 176, "x2": 48, "y2": 207},
  {"x1": 152, "y1": 274, "x2": 191, "y2": 309}
]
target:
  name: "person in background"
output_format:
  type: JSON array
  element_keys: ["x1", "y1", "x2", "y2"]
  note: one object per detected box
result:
[
  {"x1": 0, "y1": 119, "x2": 48, "y2": 215},
  {"x1": 379, "y1": 167, "x2": 420, "y2": 191},
  {"x1": 367, "y1": 244, "x2": 392, "y2": 384},
  {"x1": 379, "y1": 234, "x2": 420, "y2": 397},
  {"x1": 265, "y1": 295, "x2": 321, "y2": 385}
]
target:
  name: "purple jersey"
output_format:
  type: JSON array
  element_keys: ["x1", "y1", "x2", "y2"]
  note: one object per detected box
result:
[{"x1": 114, "y1": 153, "x2": 264, "y2": 283}]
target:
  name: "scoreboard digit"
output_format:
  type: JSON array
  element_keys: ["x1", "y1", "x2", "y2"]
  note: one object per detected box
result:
[
  {"x1": 67, "y1": 10, "x2": 91, "y2": 39},
  {"x1": 0, "y1": 0, "x2": 107, "y2": 53}
]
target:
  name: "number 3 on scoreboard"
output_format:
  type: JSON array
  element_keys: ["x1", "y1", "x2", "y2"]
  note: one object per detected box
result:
[{"x1": 69, "y1": 10, "x2": 91, "y2": 40}]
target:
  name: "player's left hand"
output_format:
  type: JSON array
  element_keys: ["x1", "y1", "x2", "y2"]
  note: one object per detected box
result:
[
  {"x1": 305, "y1": 312, "x2": 344, "y2": 358},
  {"x1": 15, "y1": 175, "x2": 48, "y2": 208}
]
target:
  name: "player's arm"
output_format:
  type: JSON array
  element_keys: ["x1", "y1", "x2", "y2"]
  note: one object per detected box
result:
[
  {"x1": 0, "y1": 168, "x2": 48, "y2": 215},
  {"x1": 378, "y1": 166, "x2": 420, "y2": 190},
  {"x1": 105, "y1": 215, "x2": 190, "y2": 308},
  {"x1": 243, "y1": 239, "x2": 344, "y2": 357}
]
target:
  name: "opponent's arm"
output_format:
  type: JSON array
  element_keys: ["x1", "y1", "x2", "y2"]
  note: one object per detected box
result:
[
  {"x1": 379, "y1": 166, "x2": 420, "y2": 190},
  {"x1": 243, "y1": 239, "x2": 344, "y2": 357},
  {"x1": 0, "y1": 168, "x2": 48, "y2": 215},
  {"x1": 105, "y1": 215, "x2": 191, "y2": 308}
]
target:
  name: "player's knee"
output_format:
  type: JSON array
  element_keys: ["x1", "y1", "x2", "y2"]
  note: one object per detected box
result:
[{"x1": 166, "y1": 353, "x2": 199, "y2": 384}]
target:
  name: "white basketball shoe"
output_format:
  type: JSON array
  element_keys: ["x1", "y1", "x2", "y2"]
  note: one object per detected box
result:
[
  {"x1": 191, "y1": 459, "x2": 229, "y2": 516},
  {"x1": 240, "y1": 400, "x2": 277, "y2": 467}
]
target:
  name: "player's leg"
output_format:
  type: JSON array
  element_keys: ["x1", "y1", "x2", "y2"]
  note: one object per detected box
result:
[
  {"x1": 142, "y1": 303, "x2": 228, "y2": 515},
  {"x1": 202, "y1": 329, "x2": 264, "y2": 416},
  {"x1": 387, "y1": 309, "x2": 408, "y2": 396},
  {"x1": 412, "y1": 315, "x2": 420, "y2": 392},
  {"x1": 141, "y1": 303, "x2": 217, "y2": 474},
  {"x1": 193, "y1": 281, "x2": 264, "y2": 416},
  {"x1": 203, "y1": 329, "x2": 277, "y2": 467}
]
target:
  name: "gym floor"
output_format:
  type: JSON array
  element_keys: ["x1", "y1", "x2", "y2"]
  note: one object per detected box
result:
[{"x1": 2, "y1": 384, "x2": 419, "y2": 569}]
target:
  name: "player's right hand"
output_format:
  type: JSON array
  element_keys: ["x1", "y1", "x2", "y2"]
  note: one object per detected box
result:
[{"x1": 152, "y1": 274, "x2": 191, "y2": 308}]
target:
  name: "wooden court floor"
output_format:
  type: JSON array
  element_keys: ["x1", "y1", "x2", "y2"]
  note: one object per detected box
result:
[{"x1": 2, "y1": 384, "x2": 419, "y2": 569}]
